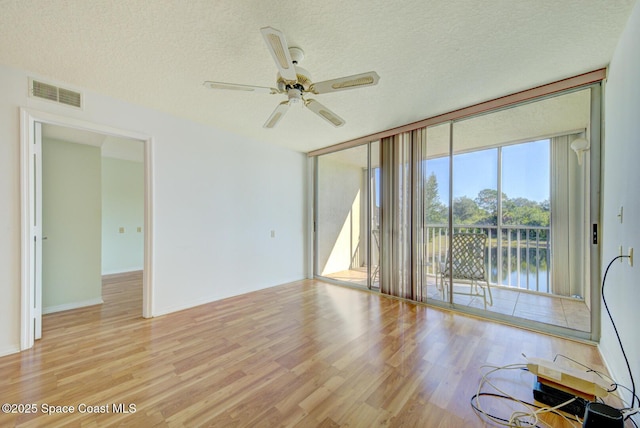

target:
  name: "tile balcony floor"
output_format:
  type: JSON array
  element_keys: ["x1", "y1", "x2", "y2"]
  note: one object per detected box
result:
[{"x1": 325, "y1": 269, "x2": 591, "y2": 332}]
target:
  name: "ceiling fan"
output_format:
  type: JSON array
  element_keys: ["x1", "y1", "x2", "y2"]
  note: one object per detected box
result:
[{"x1": 204, "y1": 27, "x2": 380, "y2": 129}]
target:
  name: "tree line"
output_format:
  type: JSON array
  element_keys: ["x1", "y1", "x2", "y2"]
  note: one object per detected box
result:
[{"x1": 423, "y1": 173, "x2": 550, "y2": 227}]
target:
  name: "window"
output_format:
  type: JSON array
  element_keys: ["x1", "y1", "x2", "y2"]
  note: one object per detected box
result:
[{"x1": 313, "y1": 81, "x2": 601, "y2": 340}]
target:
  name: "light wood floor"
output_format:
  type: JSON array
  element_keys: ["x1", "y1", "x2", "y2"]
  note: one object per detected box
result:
[
  {"x1": 0, "y1": 272, "x2": 627, "y2": 427},
  {"x1": 326, "y1": 268, "x2": 591, "y2": 332}
]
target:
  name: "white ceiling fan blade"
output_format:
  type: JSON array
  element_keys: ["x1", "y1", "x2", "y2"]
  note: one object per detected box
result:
[
  {"x1": 263, "y1": 101, "x2": 290, "y2": 128},
  {"x1": 305, "y1": 99, "x2": 345, "y2": 127},
  {"x1": 311, "y1": 71, "x2": 380, "y2": 94},
  {"x1": 203, "y1": 81, "x2": 280, "y2": 94},
  {"x1": 260, "y1": 26, "x2": 298, "y2": 83}
]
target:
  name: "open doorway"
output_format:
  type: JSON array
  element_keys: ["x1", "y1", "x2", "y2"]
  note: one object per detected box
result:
[
  {"x1": 41, "y1": 124, "x2": 144, "y2": 317},
  {"x1": 20, "y1": 108, "x2": 153, "y2": 350}
]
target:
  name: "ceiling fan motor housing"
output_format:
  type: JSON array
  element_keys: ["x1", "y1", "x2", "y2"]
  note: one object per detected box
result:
[{"x1": 277, "y1": 64, "x2": 312, "y2": 92}]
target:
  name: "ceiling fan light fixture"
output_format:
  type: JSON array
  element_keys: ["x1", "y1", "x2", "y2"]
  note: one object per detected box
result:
[{"x1": 286, "y1": 88, "x2": 303, "y2": 107}]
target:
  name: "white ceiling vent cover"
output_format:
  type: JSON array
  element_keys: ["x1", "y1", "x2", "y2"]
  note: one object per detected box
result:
[{"x1": 29, "y1": 78, "x2": 82, "y2": 108}]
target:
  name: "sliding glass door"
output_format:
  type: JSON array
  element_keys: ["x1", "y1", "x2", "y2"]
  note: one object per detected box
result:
[
  {"x1": 312, "y1": 82, "x2": 601, "y2": 340},
  {"x1": 416, "y1": 123, "x2": 450, "y2": 303},
  {"x1": 423, "y1": 87, "x2": 595, "y2": 335},
  {"x1": 315, "y1": 142, "x2": 380, "y2": 289}
]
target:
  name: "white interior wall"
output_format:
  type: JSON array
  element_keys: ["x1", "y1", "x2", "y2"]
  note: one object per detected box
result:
[
  {"x1": 0, "y1": 63, "x2": 307, "y2": 356},
  {"x1": 102, "y1": 156, "x2": 144, "y2": 275},
  {"x1": 42, "y1": 138, "x2": 102, "y2": 313},
  {"x1": 600, "y1": 0, "x2": 640, "y2": 417}
]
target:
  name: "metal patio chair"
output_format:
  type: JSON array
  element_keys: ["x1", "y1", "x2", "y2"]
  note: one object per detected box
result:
[{"x1": 438, "y1": 233, "x2": 493, "y2": 309}]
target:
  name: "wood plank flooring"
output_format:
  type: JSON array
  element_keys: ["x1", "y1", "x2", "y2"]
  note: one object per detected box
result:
[{"x1": 0, "y1": 272, "x2": 628, "y2": 427}]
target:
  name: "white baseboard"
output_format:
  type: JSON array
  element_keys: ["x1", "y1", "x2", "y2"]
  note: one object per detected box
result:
[
  {"x1": 0, "y1": 344, "x2": 21, "y2": 357},
  {"x1": 154, "y1": 295, "x2": 218, "y2": 317},
  {"x1": 597, "y1": 342, "x2": 635, "y2": 410},
  {"x1": 43, "y1": 298, "x2": 103, "y2": 315},
  {"x1": 101, "y1": 267, "x2": 143, "y2": 276}
]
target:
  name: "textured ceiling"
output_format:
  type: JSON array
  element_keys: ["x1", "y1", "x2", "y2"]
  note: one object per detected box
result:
[{"x1": 0, "y1": 0, "x2": 635, "y2": 153}]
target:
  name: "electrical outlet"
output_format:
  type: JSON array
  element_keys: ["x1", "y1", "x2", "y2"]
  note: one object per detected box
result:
[{"x1": 629, "y1": 247, "x2": 634, "y2": 267}]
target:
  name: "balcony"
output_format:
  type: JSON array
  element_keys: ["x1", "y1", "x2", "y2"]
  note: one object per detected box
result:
[
  {"x1": 324, "y1": 224, "x2": 590, "y2": 332},
  {"x1": 422, "y1": 225, "x2": 550, "y2": 293}
]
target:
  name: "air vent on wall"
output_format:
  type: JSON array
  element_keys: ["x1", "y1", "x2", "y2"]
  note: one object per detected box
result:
[{"x1": 29, "y1": 78, "x2": 82, "y2": 108}]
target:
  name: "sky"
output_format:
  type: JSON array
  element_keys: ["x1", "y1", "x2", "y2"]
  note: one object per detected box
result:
[{"x1": 426, "y1": 139, "x2": 550, "y2": 204}]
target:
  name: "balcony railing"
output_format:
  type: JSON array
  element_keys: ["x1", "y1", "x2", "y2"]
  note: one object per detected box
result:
[{"x1": 422, "y1": 225, "x2": 551, "y2": 293}]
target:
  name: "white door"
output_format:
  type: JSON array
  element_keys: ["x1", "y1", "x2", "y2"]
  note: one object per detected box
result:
[{"x1": 31, "y1": 121, "x2": 43, "y2": 340}]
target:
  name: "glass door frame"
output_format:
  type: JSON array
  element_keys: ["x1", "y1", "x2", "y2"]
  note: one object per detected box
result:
[
  {"x1": 309, "y1": 70, "x2": 604, "y2": 342},
  {"x1": 312, "y1": 141, "x2": 380, "y2": 290},
  {"x1": 421, "y1": 84, "x2": 602, "y2": 341}
]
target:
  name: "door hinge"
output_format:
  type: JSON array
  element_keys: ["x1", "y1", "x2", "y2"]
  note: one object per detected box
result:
[{"x1": 592, "y1": 224, "x2": 598, "y2": 244}]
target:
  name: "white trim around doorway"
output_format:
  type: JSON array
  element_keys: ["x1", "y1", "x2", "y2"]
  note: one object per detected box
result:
[{"x1": 19, "y1": 107, "x2": 154, "y2": 351}]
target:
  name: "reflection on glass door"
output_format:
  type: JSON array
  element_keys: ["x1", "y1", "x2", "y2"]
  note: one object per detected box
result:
[
  {"x1": 315, "y1": 142, "x2": 379, "y2": 289},
  {"x1": 314, "y1": 84, "x2": 598, "y2": 339},
  {"x1": 369, "y1": 141, "x2": 380, "y2": 289},
  {"x1": 423, "y1": 88, "x2": 594, "y2": 334}
]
